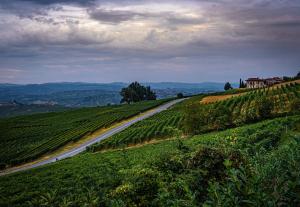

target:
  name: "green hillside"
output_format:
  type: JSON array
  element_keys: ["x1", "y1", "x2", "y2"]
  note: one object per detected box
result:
[
  {"x1": 88, "y1": 95, "x2": 204, "y2": 151},
  {"x1": 0, "y1": 99, "x2": 170, "y2": 167},
  {"x1": 0, "y1": 81, "x2": 299, "y2": 206},
  {"x1": 89, "y1": 82, "x2": 300, "y2": 151},
  {"x1": 0, "y1": 115, "x2": 299, "y2": 206}
]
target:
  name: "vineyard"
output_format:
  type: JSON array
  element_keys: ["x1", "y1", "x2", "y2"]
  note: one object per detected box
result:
[
  {"x1": 90, "y1": 82, "x2": 300, "y2": 151},
  {"x1": 205, "y1": 82, "x2": 300, "y2": 121},
  {"x1": 1, "y1": 115, "x2": 299, "y2": 206},
  {"x1": 88, "y1": 95, "x2": 204, "y2": 151},
  {"x1": 0, "y1": 99, "x2": 170, "y2": 167},
  {"x1": 89, "y1": 108, "x2": 183, "y2": 151}
]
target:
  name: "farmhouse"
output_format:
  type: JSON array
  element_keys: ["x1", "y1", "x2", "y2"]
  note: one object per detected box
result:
[
  {"x1": 246, "y1": 77, "x2": 283, "y2": 89},
  {"x1": 264, "y1": 77, "x2": 284, "y2": 86},
  {"x1": 246, "y1": 78, "x2": 265, "y2": 89}
]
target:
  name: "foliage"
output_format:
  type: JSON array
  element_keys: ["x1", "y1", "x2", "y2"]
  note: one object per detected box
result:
[
  {"x1": 224, "y1": 82, "x2": 233, "y2": 91},
  {"x1": 120, "y1": 82, "x2": 156, "y2": 104},
  {"x1": 239, "y1": 79, "x2": 246, "y2": 88},
  {"x1": 177, "y1": 93, "x2": 184, "y2": 98},
  {"x1": 283, "y1": 72, "x2": 300, "y2": 81}
]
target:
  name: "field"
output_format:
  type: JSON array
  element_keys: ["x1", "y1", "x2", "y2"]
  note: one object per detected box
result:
[
  {"x1": 200, "y1": 79, "x2": 300, "y2": 104},
  {"x1": 200, "y1": 93, "x2": 243, "y2": 104},
  {"x1": 0, "y1": 115, "x2": 299, "y2": 206},
  {"x1": 1, "y1": 81, "x2": 299, "y2": 206},
  {"x1": 87, "y1": 95, "x2": 203, "y2": 151},
  {"x1": 89, "y1": 82, "x2": 300, "y2": 151},
  {"x1": 0, "y1": 99, "x2": 170, "y2": 167}
]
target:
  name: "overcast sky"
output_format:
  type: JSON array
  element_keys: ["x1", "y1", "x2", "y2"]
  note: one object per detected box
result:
[{"x1": 0, "y1": 0, "x2": 299, "y2": 84}]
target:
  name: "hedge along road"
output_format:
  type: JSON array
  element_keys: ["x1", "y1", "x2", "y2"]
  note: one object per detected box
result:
[{"x1": 0, "y1": 98, "x2": 187, "y2": 176}]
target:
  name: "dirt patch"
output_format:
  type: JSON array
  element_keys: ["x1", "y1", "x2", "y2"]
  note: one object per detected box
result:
[{"x1": 200, "y1": 93, "x2": 244, "y2": 104}]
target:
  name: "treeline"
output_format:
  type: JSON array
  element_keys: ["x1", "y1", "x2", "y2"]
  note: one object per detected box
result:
[{"x1": 283, "y1": 71, "x2": 300, "y2": 81}]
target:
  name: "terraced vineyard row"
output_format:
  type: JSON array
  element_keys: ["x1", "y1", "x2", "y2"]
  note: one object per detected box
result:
[
  {"x1": 221, "y1": 82, "x2": 299, "y2": 113},
  {"x1": 89, "y1": 95, "x2": 205, "y2": 151},
  {"x1": 90, "y1": 82, "x2": 300, "y2": 152},
  {"x1": 89, "y1": 108, "x2": 184, "y2": 151},
  {"x1": 0, "y1": 99, "x2": 171, "y2": 167},
  {"x1": 188, "y1": 82, "x2": 300, "y2": 133}
]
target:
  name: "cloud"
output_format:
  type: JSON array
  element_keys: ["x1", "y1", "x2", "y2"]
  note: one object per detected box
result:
[
  {"x1": 8, "y1": 0, "x2": 96, "y2": 6},
  {"x1": 0, "y1": 0, "x2": 299, "y2": 83},
  {"x1": 88, "y1": 8, "x2": 139, "y2": 23}
]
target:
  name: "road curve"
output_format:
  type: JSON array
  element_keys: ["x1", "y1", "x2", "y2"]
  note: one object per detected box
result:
[{"x1": 0, "y1": 98, "x2": 186, "y2": 176}]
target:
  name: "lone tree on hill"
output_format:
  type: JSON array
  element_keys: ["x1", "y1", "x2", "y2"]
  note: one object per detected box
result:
[
  {"x1": 224, "y1": 82, "x2": 233, "y2": 91},
  {"x1": 177, "y1": 93, "x2": 184, "y2": 98},
  {"x1": 120, "y1": 82, "x2": 156, "y2": 104}
]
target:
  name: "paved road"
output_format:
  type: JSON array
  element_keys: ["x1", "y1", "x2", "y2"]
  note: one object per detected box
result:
[{"x1": 0, "y1": 98, "x2": 186, "y2": 176}]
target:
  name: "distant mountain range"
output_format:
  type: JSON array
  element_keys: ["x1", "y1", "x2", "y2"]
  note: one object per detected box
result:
[{"x1": 0, "y1": 82, "x2": 235, "y2": 117}]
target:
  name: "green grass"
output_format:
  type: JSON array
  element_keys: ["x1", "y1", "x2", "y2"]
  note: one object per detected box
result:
[
  {"x1": 0, "y1": 99, "x2": 171, "y2": 167},
  {"x1": 0, "y1": 115, "x2": 299, "y2": 206}
]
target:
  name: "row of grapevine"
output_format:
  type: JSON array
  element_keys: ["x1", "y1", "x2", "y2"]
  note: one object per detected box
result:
[
  {"x1": 0, "y1": 99, "x2": 172, "y2": 166},
  {"x1": 198, "y1": 82, "x2": 300, "y2": 129},
  {"x1": 89, "y1": 107, "x2": 185, "y2": 151}
]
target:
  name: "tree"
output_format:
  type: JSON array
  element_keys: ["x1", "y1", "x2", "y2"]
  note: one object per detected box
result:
[
  {"x1": 120, "y1": 82, "x2": 156, "y2": 104},
  {"x1": 177, "y1": 93, "x2": 184, "y2": 98},
  {"x1": 239, "y1": 79, "x2": 246, "y2": 88},
  {"x1": 224, "y1": 82, "x2": 233, "y2": 91},
  {"x1": 283, "y1": 76, "x2": 292, "y2": 81},
  {"x1": 145, "y1": 86, "x2": 157, "y2": 100}
]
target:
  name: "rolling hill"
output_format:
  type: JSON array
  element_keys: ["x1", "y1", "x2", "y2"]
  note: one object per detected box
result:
[
  {"x1": 0, "y1": 82, "x2": 226, "y2": 107},
  {"x1": 0, "y1": 81, "x2": 299, "y2": 206},
  {"x1": 0, "y1": 99, "x2": 170, "y2": 168},
  {"x1": 0, "y1": 115, "x2": 299, "y2": 206},
  {"x1": 89, "y1": 81, "x2": 300, "y2": 152}
]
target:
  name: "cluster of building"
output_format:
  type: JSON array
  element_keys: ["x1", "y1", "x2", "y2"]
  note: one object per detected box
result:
[{"x1": 245, "y1": 77, "x2": 283, "y2": 89}]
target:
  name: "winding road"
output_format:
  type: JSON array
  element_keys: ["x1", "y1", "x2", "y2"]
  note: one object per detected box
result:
[{"x1": 0, "y1": 98, "x2": 186, "y2": 176}]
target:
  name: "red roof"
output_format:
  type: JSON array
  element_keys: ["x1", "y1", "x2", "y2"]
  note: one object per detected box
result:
[
  {"x1": 246, "y1": 77, "x2": 283, "y2": 82},
  {"x1": 246, "y1": 78, "x2": 264, "y2": 82}
]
